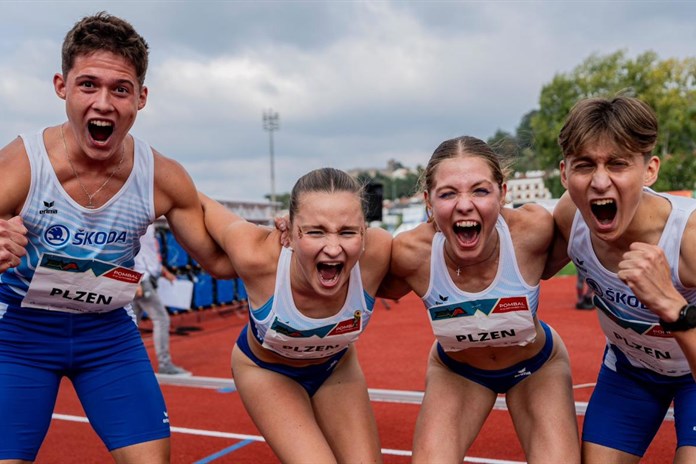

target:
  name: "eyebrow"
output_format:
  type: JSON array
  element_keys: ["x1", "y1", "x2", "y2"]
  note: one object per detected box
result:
[
  {"x1": 75, "y1": 74, "x2": 136, "y2": 87},
  {"x1": 436, "y1": 179, "x2": 493, "y2": 191},
  {"x1": 297, "y1": 224, "x2": 362, "y2": 232}
]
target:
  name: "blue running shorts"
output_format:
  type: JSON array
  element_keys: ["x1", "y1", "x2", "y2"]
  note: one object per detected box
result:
[
  {"x1": 436, "y1": 320, "x2": 555, "y2": 394},
  {"x1": 582, "y1": 345, "x2": 696, "y2": 456},
  {"x1": 0, "y1": 306, "x2": 170, "y2": 461},
  {"x1": 236, "y1": 324, "x2": 347, "y2": 397}
]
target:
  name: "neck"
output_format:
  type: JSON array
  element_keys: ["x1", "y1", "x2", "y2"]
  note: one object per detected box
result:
[{"x1": 445, "y1": 232, "x2": 499, "y2": 277}]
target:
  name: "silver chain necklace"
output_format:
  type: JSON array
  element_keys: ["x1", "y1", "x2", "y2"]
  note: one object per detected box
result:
[{"x1": 60, "y1": 124, "x2": 126, "y2": 209}]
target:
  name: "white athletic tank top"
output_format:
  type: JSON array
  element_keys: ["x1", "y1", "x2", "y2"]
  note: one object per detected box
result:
[
  {"x1": 0, "y1": 128, "x2": 155, "y2": 314},
  {"x1": 248, "y1": 246, "x2": 374, "y2": 360},
  {"x1": 422, "y1": 216, "x2": 540, "y2": 351},
  {"x1": 568, "y1": 188, "x2": 696, "y2": 376}
]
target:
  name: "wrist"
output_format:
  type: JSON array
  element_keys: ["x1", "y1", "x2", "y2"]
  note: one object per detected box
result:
[
  {"x1": 659, "y1": 303, "x2": 696, "y2": 332},
  {"x1": 661, "y1": 298, "x2": 689, "y2": 323}
]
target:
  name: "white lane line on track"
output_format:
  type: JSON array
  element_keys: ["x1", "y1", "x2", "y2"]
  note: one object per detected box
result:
[
  {"x1": 153, "y1": 374, "x2": 675, "y2": 420},
  {"x1": 51, "y1": 413, "x2": 524, "y2": 463}
]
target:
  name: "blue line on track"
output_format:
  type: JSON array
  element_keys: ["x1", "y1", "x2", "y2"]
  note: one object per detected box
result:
[{"x1": 193, "y1": 439, "x2": 255, "y2": 463}]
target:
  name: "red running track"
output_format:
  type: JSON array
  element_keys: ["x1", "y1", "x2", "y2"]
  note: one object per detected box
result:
[{"x1": 35, "y1": 276, "x2": 677, "y2": 463}]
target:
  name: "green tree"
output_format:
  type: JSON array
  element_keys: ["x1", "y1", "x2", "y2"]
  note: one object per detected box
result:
[
  {"x1": 530, "y1": 50, "x2": 696, "y2": 191},
  {"x1": 264, "y1": 192, "x2": 290, "y2": 210}
]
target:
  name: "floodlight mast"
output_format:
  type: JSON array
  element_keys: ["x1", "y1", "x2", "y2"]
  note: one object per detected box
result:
[{"x1": 262, "y1": 109, "x2": 279, "y2": 210}]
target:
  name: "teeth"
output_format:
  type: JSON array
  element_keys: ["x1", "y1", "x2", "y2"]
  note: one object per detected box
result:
[
  {"x1": 90, "y1": 120, "x2": 113, "y2": 127},
  {"x1": 591, "y1": 199, "x2": 614, "y2": 206},
  {"x1": 455, "y1": 221, "x2": 478, "y2": 228}
]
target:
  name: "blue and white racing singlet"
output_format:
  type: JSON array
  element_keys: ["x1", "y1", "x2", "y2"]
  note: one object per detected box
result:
[
  {"x1": 0, "y1": 128, "x2": 155, "y2": 314},
  {"x1": 422, "y1": 216, "x2": 540, "y2": 351},
  {"x1": 248, "y1": 246, "x2": 375, "y2": 360},
  {"x1": 568, "y1": 188, "x2": 696, "y2": 376}
]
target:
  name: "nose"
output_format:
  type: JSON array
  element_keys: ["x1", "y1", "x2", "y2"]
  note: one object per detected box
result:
[
  {"x1": 590, "y1": 165, "x2": 611, "y2": 191},
  {"x1": 455, "y1": 194, "x2": 474, "y2": 212},
  {"x1": 92, "y1": 88, "x2": 115, "y2": 112},
  {"x1": 322, "y1": 235, "x2": 342, "y2": 257}
]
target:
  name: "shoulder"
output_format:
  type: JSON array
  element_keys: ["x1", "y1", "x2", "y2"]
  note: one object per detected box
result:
[
  {"x1": 503, "y1": 203, "x2": 553, "y2": 250},
  {"x1": 227, "y1": 221, "x2": 279, "y2": 252},
  {"x1": 362, "y1": 227, "x2": 392, "y2": 266},
  {"x1": 552, "y1": 192, "x2": 577, "y2": 236},
  {"x1": 0, "y1": 137, "x2": 32, "y2": 216},
  {"x1": 391, "y1": 221, "x2": 435, "y2": 278},
  {"x1": 151, "y1": 149, "x2": 198, "y2": 215},
  {"x1": 228, "y1": 222, "x2": 282, "y2": 276},
  {"x1": 503, "y1": 203, "x2": 553, "y2": 231},
  {"x1": 366, "y1": 226, "x2": 392, "y2": 247},
  {"x1": 152, "y1": 149, "x2": 191, "y2": 182},
  {"x1": 0, "y1": 136, "x2": 30, "y2": 165},
  {"x1": 680, "y1": 209, "x2": 696, "y2": 287}
]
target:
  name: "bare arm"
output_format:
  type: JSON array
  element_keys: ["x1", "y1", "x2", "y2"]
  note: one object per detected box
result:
[
  {"x1": 542, "y1": 193, "x2": 574, "y2": 280},
  {"x1": 153, "y1": 151, "x2": 238, "y2": 279},
  {"x1": 618, "y1": 211, "x2": 696, "y2": 378},
  {"x1": 357, "y1": 227, "x2": 393, "y2": 297},
  {"x1": 503, "y1": 203, "x2": 554, "y2": 285},
  {"x1": 377, "y1": 222, "x2": 434, "y2": 300},
  {"x1": 0, "y1": 138, "x2": 31, "y2": 272}
]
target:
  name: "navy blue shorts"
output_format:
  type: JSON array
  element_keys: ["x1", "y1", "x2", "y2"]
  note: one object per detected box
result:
[
  {"x1": 236, "y1": 324, "x2": 347, "y2": 397},
  {"x1": 436, "y1": 320, "x2": 554, "y2": 394},
  {"x1": 583, "y1": 345, "x2": 696, "y2": 456},
  {"x1": 0, "y1": 306, "x2": 170, "y2": 461}
]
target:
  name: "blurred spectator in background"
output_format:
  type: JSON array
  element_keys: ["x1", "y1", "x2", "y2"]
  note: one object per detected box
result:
[{"x1": 133, "y1": 224, "x2": 191, "y2": 375}]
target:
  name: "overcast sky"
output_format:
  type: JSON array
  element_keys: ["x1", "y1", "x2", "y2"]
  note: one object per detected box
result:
[{"x1": 1, "y1": 1, "x2": 694, "y2": 202}]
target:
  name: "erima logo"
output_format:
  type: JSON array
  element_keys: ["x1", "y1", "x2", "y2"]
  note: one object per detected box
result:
[
  {"x1": 39, "y1": 200, "x2": 58, "y2": 215},
  {"x1": 162, "y1": 411, "x2": 169, "y2": 424},
  {"x1": 514, "y1": 367, "x2": 531, "y2": 378},
  {"x1": 574, "y1": 258, "x2": 587, "y2": 272}
]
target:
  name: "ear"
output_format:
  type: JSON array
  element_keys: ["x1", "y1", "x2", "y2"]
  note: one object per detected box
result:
[
  {"x1": 54, "y1": 73, "x2": 66, "y2": 100},
  {"x1": 423, "y1": 191, "x2": 433, "y2": 221},
  {"x1": 500, "y1": 182, "x2": 508, "y2": 206},
  {"x1": 643, "y1": 155, "x2": 660, "y2": 187},
  {"x1": 137, "y1": 85, "x2": 148, "y2": 110},
  {"x1": 559, "y1": 159, "x2": 568, "y2": 189}
]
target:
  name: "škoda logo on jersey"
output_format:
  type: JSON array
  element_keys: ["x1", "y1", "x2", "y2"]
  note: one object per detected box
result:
[
  {"x1": 429, "y1": 296, "x2": 529, "y2": 321},
  {"x1": 44, "y1": 224, "x2": 129, "y2": 248}
]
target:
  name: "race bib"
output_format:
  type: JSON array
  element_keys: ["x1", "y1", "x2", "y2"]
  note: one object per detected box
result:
[
  {"x1": 595, "y1": 297, "x2": 690, "y2": 377},
  {"x1": 262, "y1": 310, "x2": 363, "y2": 359},
  {"x1": 22, "y1": 253, "x2": 142, "y2": 314},
  {"x1": 429, "y1": 296, "x2": 537, "y2": 350}
]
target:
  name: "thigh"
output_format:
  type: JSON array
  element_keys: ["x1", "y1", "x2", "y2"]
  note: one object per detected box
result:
[
  {"x1": 582, "y1": 364, "x2": 671, "y2": 459},
  {"x1": 412, "y1": 343, "x2": 497, "y2": 464},
  {"x1": 506, "y1": 329, "x2": 580, "y2": 463},
  {"x1": 0, "y1": 359, "x2": 61, "y2": 461},
  {"x1": 674, "y1": 380, "x2": 696, "y2": 451},
  {"x1": 0, "y1": 308, "x2": 64, "y2": 461},
  {"x1": 110, "y1": 438, "x2": 169, "y2": 464},
  {"x1": 231, "y1": 344, "x2": 336, "y2": 464},
  {"x1": 71, "y1": 315, "x2": 169, "y2": 452},
  {"x1": 312, "y1": 346, "x2": 382, "y2": 464}
]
